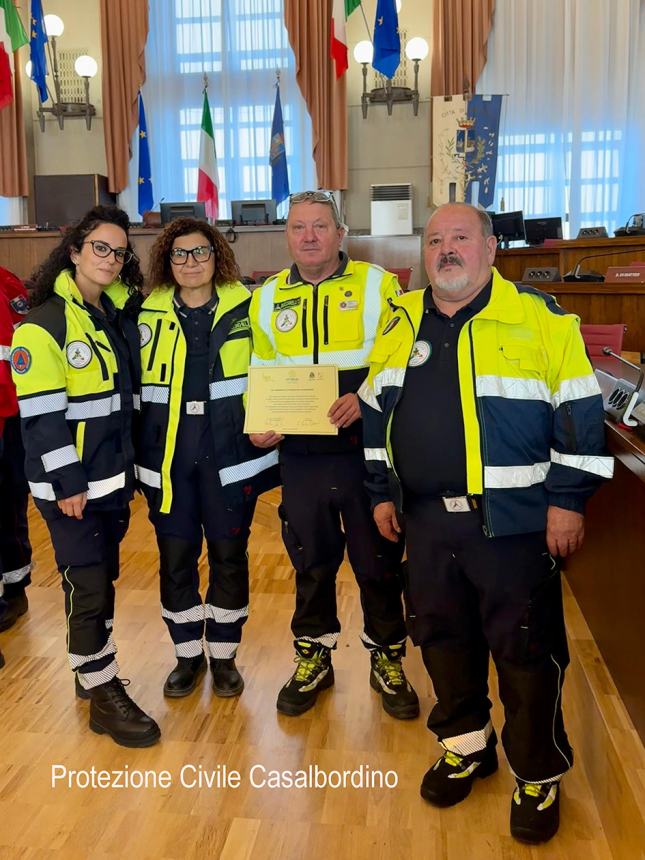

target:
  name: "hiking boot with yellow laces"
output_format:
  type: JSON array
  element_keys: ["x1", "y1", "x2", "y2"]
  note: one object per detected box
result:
[
  {"x1": 276, "y1": 640, "x2": 334, "y2": 716},
  {"x1": 420, "y1": 743, "x2": 498, "y2": 807},
  {"x1": 369, "y1": 645, "x2": 419, "y2": 719},
  {"x1": 510, "y1": 779, "x2": 560, "y2": 843}
]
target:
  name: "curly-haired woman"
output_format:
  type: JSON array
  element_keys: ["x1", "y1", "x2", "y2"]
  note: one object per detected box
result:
[
  {"x1": 10, "y1": 205, "x2": 160, "y2": 747},
  {"x1": 138, "y1": 218, "x2": 278, "y2": 699}
]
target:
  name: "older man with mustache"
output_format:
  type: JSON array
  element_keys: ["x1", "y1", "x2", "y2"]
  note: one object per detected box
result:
[{"x1": 359, "y1": 203, "x2": 613, "y2": 844}]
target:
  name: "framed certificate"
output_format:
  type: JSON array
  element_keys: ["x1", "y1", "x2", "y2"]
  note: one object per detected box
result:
[{"x1": 244, "y1": 365, "x2": 339, "y2": 435}]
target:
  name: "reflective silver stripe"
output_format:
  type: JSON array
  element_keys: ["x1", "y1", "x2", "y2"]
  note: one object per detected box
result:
[
  {"x1": 161, "y1": 604, "x2": 204, "y2": 624},
  {"x1": 29, "y1": 471, "x2": 125, "y2": 501},
  {"x1": 77, "y1": 659, "x2": 119, "y2": 690},
  {"x1": 484, "y1": 461, "x2": 550, "y2": 489},
  {"x1": 175, "y1": 640, "x2": 204, "y2": 658},
  {"x1": 441, "y1": 721, "x2": 494, "y2": 757},
  {"x1": 373, "y1": 366, "x2": 405, "y2": 395},
  {"x1": 2, "y1": 563, "x2": 31, "y2": 584},
  {"x1": 358, "y1": 379, "x2": 381, "y2": 411},
  {"x1": 41, "y1": 444, "x2": 80, "y2": 473},
  {"x1": 362, "y1": 266, "x2": 385, "y2": 341},
  {"x1": 476, "y1": 375, "x2": 550, "y2": 403},
  {"x1": 0, "y1": 345, "x2": 10, "y2": 360},
  {"x1": 364, "y1": 447, "x2": 391, "y2": 466},
  {"x1": 250, "y1": 355, "x2": 278, "y2": 367},
  {"x1": 87, "y1": 473, "x2": 126, "y2": 499},
  {"x1": 204, "y1": 604, "x2": 249, "y2": 623},
  {"x1": 552, "y1": 374, "x2": 601, "y2": 410},
  {"x1": 317, "y1": 346, "x2": 371, "y2": 368},
  {"x1": 206, "y1": 641, "x2": 238, "y2": 659},
  {"x1": 66, "y1": 393, "x2": 121, "y2": 420},
  {"x1": 218, "y1": 449, "x2": 279, "y2": 487},
  {"x1": 550, "y1": 449, "x2": 614, "y2": 478},
  {"x1": 18, "y1": 391, "x2": 68, "y2": 417},
  {"x1": 296, "y1": 633, "x2": 339, "y2": 648},
  {"x1": 209, "y1": 377, "x2": 247, "y2": 399},
  {"x1": 68, "y1": 634, "x2": 116, "y2": 670},
  {"x1": 257, "y1": 277, "x2": 278, "y2": 353},
  {"x1": 135, "y1": 464, "x2": 162, "y2": 488},
  {"x1": 132, "y1": 393, "x2": 141, "y2": 410},
  {"x1": 141, "y1": 385, "x2": 169, "y2": 404}
]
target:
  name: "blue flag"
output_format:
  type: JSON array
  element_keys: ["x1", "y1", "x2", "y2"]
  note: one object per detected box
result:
[
  {"x1": 29, "y1": 0, "x2": 48, "y2": 103},
  {"x1": 270, "y1": 82, "x2": 290, "y2": 205},
  {"x1": 372, "y1": 0, "x2": 400, "y2": 79},
  {"x1": 137, "y1": 92, "x2": 154, "y2": 216},
  {"x1": 464, "y1": 95, "x2": 503, "y2": 209}
]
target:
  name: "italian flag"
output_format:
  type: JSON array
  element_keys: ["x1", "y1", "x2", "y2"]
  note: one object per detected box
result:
[
  {"x1": 197, "y1": 90, "x2": 220, "y2": 221},
  {"x1": 330, "y1": 0, "x2": 361, "y2": 79},
  {"x1": 0, "y1": 0, "x2": 28, "y2": 110}
]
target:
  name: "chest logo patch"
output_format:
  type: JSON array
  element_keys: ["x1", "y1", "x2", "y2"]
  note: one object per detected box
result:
[
  {"x1": 275, "y1": 308, "x2": 298, "y2": 333},
  {"x1": 408, "y1": 340, "x2": 432, "y2": 367},
  {"x1": 9, "y1": 295, "x2": 29, "y2": 315},
  {"x1": 10, "y1": 346, "x2": 31, "y2": 374},
  {"x1": 66, "y1": 341, "x2": 93, "y2": 369},
  {"x1": 339, "y1": 300, "x2": 359, "y2": 310},
  {"x1": 138, "y1": 322, "x2": 153, "y2": 348}
]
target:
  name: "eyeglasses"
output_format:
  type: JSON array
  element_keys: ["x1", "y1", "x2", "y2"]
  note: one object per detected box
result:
[
  {"x1": 83, "y1": 240, "x2": 133, "y2": 265},
  {"x1": 169, "y1": 245, "x2": 213, "y2": 265},
  {"x1": 289, "y1": 190, "x2": 341, "y2": 225}
]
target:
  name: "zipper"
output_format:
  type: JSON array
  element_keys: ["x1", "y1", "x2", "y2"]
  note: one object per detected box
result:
[
  {"x1": 323, "y1": 295, "x2": 330, "y2": 345},
  {"x1": 301, "y1": 298, "x2": 308, "y2": 349},
  {"x1": 312, "y1": 290, "x2": 319, "y2": 363},
  {"x1": 86, "y1": 333, "x2": 109, "y2": 380},
  {"x1": 147, "y1": 318, "x2": 163, "y2": 371},
  {"x1": 467, "y1": 321, "x2": 492, "y2": 536},
  {"x1": 564, "y1": 402, "x2": 577, "y2": 451}
]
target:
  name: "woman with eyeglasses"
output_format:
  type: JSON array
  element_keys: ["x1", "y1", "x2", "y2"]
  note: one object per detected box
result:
[
  {"x1": 138, "y1": 218, "x2": 278, "y2": 700},
  {"x1": 10, "y1": 205, "x2": 160, "y2": 748}
]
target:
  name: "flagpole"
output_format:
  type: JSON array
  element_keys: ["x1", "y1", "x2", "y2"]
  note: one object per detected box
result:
[{"x1": 358, "y1": 2, "x2": 372, "y2": 42}]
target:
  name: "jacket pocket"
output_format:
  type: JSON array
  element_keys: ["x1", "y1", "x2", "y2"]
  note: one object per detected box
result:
[{"x1": 500, "y1": 341, "x2": 547, "y2": 373}]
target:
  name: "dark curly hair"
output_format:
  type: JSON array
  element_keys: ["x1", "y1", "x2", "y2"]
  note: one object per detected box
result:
[
  {"x1": 147, "y1": 218, "x2": 241, "y2": 290},
  {"x1": 27, "y1": 205, "x2": 144, "y2": 308}
]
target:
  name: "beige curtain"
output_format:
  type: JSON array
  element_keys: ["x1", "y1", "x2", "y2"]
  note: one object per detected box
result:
[
  {"x1": 284, "y1": 0, "x2": 347, "y2": 190},
  {"x1": 100, "y1": 0, "x2": 148, "y2": 194},
  {"x1": 431, "y1": 0, "x2": 496, "y2": 96},
  {"x1": 0, "y1": 1, "x2": 28, "y2": 198}
]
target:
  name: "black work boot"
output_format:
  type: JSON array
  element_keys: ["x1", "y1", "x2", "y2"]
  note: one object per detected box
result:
[
  {"x1": 75, "y1": 674, "x2": 91, "y2": 700},
  {"x1": 89, "y1": 678, "x2": 161, "y2": 747},
  {"x1": 276, "y1": 639, "x2": 334, "y2": 716},
  {"x1": 0, "y1": 589, "x2": 28, "y2": 632},
  {"x1": 421, "y1": 743, "x2": 498, "y2": 807},
  {"x1": 209, "y1": 657, "x2": 244, "y2": 697},
  {"x1": 369, "y1": 644, "x2": 420, "y2": 719},
  {"x1": 510, "y1": 779, "x2": 560, "y2": 844},
  {"x1": 163, "y1": 654, "x2": 207, "y2": 697}
]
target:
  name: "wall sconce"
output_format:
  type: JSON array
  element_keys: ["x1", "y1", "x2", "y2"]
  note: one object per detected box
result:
[
  {"x1": 25, "y1": 14, "x2": 97, "y2": 132},
  {"x1": 354, "y1": 37, "x2": 429, "y2": 119}
]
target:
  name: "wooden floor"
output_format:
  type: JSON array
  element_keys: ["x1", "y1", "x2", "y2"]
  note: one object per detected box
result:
[{"x1": 0, "y1": 492, "x2": 643, "y2": 860}]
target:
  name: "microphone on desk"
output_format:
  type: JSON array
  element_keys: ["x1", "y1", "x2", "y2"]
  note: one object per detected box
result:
[
  {"x1": 614, "y1": 213, "x2": 645, "y2": 237},
  {"x1": 601, "y1": 347, "x2": 644, "y2": 427},
  {"x1": 563, "y1": 245, "x2": 645, "y2": 281}
]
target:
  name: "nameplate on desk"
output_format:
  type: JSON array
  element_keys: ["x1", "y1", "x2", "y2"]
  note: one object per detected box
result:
[{"x1": 605, "y1": 266, "x2": 645, "y2": 284}]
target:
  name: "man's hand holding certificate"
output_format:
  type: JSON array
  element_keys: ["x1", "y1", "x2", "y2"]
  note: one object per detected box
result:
[{"x1": 244, "y1": 365, "x2": 340, "y2": 436}]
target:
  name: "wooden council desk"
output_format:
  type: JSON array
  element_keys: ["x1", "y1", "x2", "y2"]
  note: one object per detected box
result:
[{"x1": 565, "y1": 422, "x2": 645, "y2": 742}]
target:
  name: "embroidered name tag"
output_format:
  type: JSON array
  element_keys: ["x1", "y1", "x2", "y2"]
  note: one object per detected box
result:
[{"x1": 273, "y1": 298, "x2": 301, "y2": 312}]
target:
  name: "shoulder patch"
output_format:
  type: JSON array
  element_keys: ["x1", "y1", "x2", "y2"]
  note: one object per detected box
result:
[
  {"x1": 66, "y1": 341, "x2": 93, "y2": 369},
  {"x1": 9, "y1": 295, "x2": 29, "y2": 315},
  {"x1": 138, "y1": 322, "x2": 153, "y2": 347},
  {"x1": 229, "y1": 317, "x2": 250, "y2": 334},
  {"x1": 382, "y1": 316, "x2": 401, "y2": 335},
  {"x1": 10, "y1": 346, "x2": 31, "y2": 374}
]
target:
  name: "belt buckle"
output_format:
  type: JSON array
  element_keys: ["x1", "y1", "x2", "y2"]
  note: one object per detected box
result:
[
  {"x1": 442, "y1": 495, "x2": 474, "y2": 513},
  {"x1": 185, "y1": 400, "x2": 205, "y2": 415}
]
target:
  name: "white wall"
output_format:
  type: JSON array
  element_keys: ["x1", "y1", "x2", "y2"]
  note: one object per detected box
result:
[
  {"x1": 22, "y1": 0, "x2": 106, "y2": 178},
  {"x1": 344, "y1": 0, "x2": 433, "y2": 230}
]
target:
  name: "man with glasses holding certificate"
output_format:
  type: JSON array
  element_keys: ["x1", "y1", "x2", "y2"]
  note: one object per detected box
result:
[{"x1": 248, "y1": 191, "x2": 418, "y2": 719}]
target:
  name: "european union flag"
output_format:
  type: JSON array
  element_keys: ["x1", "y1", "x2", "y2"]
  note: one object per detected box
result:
[
  {"x1": 372, "y1": 0, "x2": 400, "y2": 79},
  {"x1": 270, "y1": 82, "x2": 290, "y2": 205},
  {"x1": 30, "y1": 0, "x2": 48, "y2": 103},
  {"x1": 137, "y1": 92, "x2": 154, "y2": 216}
]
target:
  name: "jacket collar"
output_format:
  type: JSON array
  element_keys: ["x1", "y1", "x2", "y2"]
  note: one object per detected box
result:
[
  {"x1": 472, "y1": 267, "x2": 525, "y2": 324},
  {"x1": 54, "y1": 270, "x2": 124, "y2": 310},
  {"x1": 142, "y1": 281, "x2": 250, "y2": 325}
]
